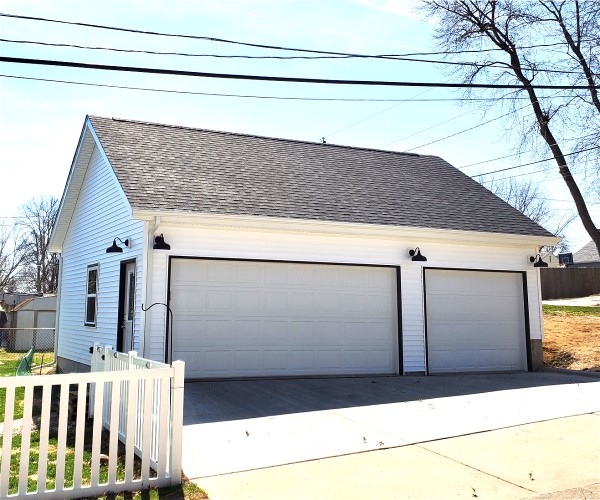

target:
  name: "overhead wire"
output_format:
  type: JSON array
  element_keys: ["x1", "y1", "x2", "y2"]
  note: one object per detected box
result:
[
  {"x1": 0, "y1": 37, "x2": 586, "y2": 75},
  {"x1": 403, "y1": 86, "x2": 570, "y2": 153},
  {"x1": 1, "y1": 12, "x2": 596, "y2": 58},
  {"x1": 2, "y1": 15, "x2": 597, "y2": 198},
  {"x1": 470, "y1": 145, "x2": 600, "y2": 178},
  {"x1": 403, "y1": 107, "x2": 523, "y2": 152},
  {"x1": 322, "y1": 89, "x2": 433, "y2": 139},
  {"x1": 2, "y1": 57, "x2": 597, "y2": 90},
  {"x1": 381, "y1": 110, "x2": 474, "y2": 148},
  {"x1": 1, "y1": 73, "x2": 570, "y2": 102}
]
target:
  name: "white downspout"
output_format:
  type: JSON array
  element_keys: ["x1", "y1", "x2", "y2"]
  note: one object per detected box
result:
[{"x1": 140, "y1": 216, "x2": 161, "y2": 358}]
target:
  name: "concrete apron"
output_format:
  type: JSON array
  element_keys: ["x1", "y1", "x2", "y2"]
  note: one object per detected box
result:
[{"x1": 181, "y1": 374, "x2": 600, "y2": 479}]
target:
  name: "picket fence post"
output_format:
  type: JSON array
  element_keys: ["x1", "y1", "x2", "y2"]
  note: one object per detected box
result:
[{"x1": 169, "y1": 360, "x2": 185, "y2": 486}]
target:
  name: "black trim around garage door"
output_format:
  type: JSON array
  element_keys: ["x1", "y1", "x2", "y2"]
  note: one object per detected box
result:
[
  {"x1": 423, "y1": 267, "x2": 531, "y2": 375},
  {"x1": 166, "y1": 256, "x2": 403, "y2": 376}
]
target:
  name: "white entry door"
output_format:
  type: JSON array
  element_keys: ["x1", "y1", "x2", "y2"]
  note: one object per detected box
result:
[
  {"x1": 425, "y1": 269, "x2": 528, "y2": 374},
  {"x1": 169, "y1": 259, "x2": 399, "y2": 379},
  {"x1": 121, "y1": 261, "x2": 136, "y2": 352}
]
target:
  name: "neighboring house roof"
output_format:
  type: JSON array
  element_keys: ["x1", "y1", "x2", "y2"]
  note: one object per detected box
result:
[
  {"x1": 13, "y1": 295, "x2": 57, "y2": 312},
  {"x1": 573, "y1": 240, "x2": 600, "y2": 264},
  {"x1": 87, "y1": 116, "x2": 553, "y2": 238},
  {"x1": 12, "y1": 298, "x2": 34, "y2": 312}
]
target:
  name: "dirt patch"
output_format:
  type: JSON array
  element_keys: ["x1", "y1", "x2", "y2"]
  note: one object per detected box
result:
[{"x1": 543, "y1": 312, "x2": 600, "y2": 371}]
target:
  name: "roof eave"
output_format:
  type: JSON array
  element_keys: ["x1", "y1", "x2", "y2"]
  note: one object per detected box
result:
[{"x1": 132, "y1": 209, "x2": 560, "y2": 248}]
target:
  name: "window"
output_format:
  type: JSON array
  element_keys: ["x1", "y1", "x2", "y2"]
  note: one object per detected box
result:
[{"x1": 85, "y1": 264, "x2": 99, "y2": 326}]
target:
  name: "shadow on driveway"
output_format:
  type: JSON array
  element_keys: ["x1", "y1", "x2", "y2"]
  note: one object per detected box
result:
[{"x1": 183, "y1": 371, "x2": 596, "y2": 425}]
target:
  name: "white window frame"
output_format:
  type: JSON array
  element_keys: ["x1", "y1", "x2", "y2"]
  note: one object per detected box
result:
[{"x1": 84, "y1": 264, "x2": 99, "y2": 327}]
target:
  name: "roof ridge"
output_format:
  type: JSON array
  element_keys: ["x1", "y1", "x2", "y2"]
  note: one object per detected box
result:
[{"x1": 88, "y1": 115, "x2": 423, "y2": 158}]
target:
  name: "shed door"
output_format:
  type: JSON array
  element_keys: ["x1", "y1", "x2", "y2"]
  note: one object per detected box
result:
[
  {"x1": 169, "y1": 259, "x2": 398, "y2": 379},
  {"x1": 425, "y1": 269, "x2": 527, "y2": 374}
]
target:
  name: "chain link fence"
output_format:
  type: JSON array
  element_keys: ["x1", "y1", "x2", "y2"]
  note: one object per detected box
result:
[{"x1": 0, "y1": 328, "x2": 55, "y2": 353}]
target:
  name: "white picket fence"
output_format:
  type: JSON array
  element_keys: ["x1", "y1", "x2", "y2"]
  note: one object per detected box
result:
[{"x1": 0, "y1": 345, "x2": 184, "y2": 499}]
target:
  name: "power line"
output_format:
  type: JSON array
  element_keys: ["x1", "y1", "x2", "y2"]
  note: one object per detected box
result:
[
  {"x1": 1, "y1": 73, "x2": 566, "y2": 102},
  {"x1": 381, "y1": 110, "x2": 473, "y2": 148},
  {"x1": 2, "y1": 57, "x2": 598, "y2": 90},
  {"x1": 404, "y1": 107, "x2": 525, "y2": 152},
  {"x1": 1, "y1": 12, "x2": 595, "y2": 58},
  {"x1": 0, "y1": 37, "x2": 585, "y2": 75},
  {"x1": 457, "y1": 136, "x2": 587, "y2": 170},
  {"x1": 459, "y1": 150, "x2": 532, "y2": 169},
  {"x1": 322, "y1": 89, "x2": 432, "y2": 138},
  {"x1": 471, "y1": 145, "x2": 600, "y2": 178}
]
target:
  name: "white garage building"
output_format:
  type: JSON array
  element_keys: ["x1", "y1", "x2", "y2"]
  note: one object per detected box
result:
[{"x1": 49, "y1": 116, "x2": 558, "y2": 378}]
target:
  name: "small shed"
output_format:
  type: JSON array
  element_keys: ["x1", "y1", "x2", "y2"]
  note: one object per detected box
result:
[{"x1": 13, "y1": 295, "x2": 57, "y2": 352}]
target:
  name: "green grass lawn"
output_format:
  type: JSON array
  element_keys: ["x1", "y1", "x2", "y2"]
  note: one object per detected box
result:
[
  {"x1": 0, "y1": 350, "x2": 55, "y2": 423},
  {"x1": 1, "y1": 428, "x2": 207, "y2": 498},
  {"x1": 1, "y1": 397, "x2": 207, "y2": 499},
  {"x1": 0, "y1": 349, "x2": 207, "y2": 499},
  {"x1": 542, "y1": 304, "x2": 600, "y2": 316}
]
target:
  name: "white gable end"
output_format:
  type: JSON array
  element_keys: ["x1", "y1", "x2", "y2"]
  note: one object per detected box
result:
[{"x1": 56, "y1": 140, "x2": 144, "y2": 367}]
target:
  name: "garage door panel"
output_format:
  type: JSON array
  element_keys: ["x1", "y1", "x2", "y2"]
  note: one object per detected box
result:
[
  {"x1": 426, "y1": 269, "x2": 527, "y2": 374},
  {"x1": 369, "y1": 321, "x2": 395, "y2": 341},
  {"x1": 291, "y1": 292, "x2": 315, "y2": 312},
  {"x1": 171, "y1": 259, "x2": 398, "y2": 378},
  {"x1": 291, "y1": 321, "x2": 316, "y2": 342},
  {"x1": 368, "y1": 294, "x2": 394, "y2": 315},
  {"x1": 236, "y1": 264, "x2": 262, "y2": 283},
  {"x1": 235, "y1": 350, "x2": 261, "y2": 370},
  {"x1": 234, "y1": 320, "x2": 261, "y2": 341},
  {"x1": 369, "y1": 269, "x2": 396, "y2": 288}
]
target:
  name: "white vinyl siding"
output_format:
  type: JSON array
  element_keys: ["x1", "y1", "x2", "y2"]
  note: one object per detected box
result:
[
  {"x1": 144, "y1": 225, "x2": 543, "y2": 373},
  {"x1": 57, "y1": 145, "x2": 144, "y2": 367},
  {"x1": 170, "y1": 259, "x2": 398, "y2": 378},
  {"x1": 425, "y1": 269, "x2": 528, "y2": 373}
]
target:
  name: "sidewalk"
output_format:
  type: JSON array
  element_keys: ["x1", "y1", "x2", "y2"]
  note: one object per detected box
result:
[{"x1": 196, "y1": 413, "x2": 600, "y2": 500}]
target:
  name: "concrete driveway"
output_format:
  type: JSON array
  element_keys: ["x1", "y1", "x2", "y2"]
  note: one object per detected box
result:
[{"x1": 181, "y1": 372, "x2": 600, "y2": 479}]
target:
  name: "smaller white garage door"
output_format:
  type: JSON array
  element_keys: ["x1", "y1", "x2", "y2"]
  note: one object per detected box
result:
[
  {"x1": 425, "y1": 269, "x2": 528, "y2": 374},
  {"x1": 170, "y1": 259, "x2": 399, "y2": 379}
]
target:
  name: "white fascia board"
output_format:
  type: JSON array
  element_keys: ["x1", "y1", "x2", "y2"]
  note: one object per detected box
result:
[{"x1": 132, "y1": 209, "x2": 560, "y2": 248}]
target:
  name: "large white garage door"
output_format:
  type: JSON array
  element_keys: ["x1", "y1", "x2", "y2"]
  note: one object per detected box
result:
[
  {"x1": 425, "y1": 269, "x2": 528, "y2": 374},
  {"x1": 170, "y1": 259, "x2": 399, "y2": 379}
]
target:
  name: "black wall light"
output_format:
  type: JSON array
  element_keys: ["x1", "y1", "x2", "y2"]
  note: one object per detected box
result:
[
  {"x1": 153, "y1": 234, "x2": 171, "y2": 250},
  {"x1": 530, "y1": 254, "x2": 548, "y2": 268},
  {"x1": 409, "y1": 247, "x2": 427, "y2": 261},
  {"x1": 106, "y1": 237, "x2": 130, "y2": 253}
]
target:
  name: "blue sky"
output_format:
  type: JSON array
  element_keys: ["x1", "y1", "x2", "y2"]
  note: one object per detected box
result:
[{"x1": 0, "y1": 0, "x2": 597, "y2": 252}]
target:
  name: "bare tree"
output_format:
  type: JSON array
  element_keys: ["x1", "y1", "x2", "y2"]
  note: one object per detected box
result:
[
  {"x1": 483, "y1": 177, "x2": 575, "y2": 252},
  {"x1": 16, "y1": 197, "x2": 60, "y2": 294},
  {"x1": 420, "y1": 0, "x2": 600, "y2": 254},
  {"x1": 0, "y1": 223, "x2": 28, "y2": 292}
]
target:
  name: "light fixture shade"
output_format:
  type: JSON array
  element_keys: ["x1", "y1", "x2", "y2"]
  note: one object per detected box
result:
[
  {"x1": 153, "y1": 234, "x2": 171, "y2": 250},
  {"x1": 409, "y1": 248, "x2": 427, "y2": 262},
  {"x1": 106, "y1": 239, "x2": 123, "y2": 253},
  {"x1": 530, "y1": 254, "x2": 548, "y2": 268}
]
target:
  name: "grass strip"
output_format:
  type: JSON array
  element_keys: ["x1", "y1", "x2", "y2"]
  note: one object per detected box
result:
[{"x1": 542, "y1": 304, "x2": 600, "y2": 316}]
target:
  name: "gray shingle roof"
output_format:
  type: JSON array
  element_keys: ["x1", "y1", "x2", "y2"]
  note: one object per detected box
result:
[
  {"x1": 573, "y1": 240, "x2": 600, "y2": 263},
  {"x1": 88, "y1": 116, "x2": 553, "y2": 238}
]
